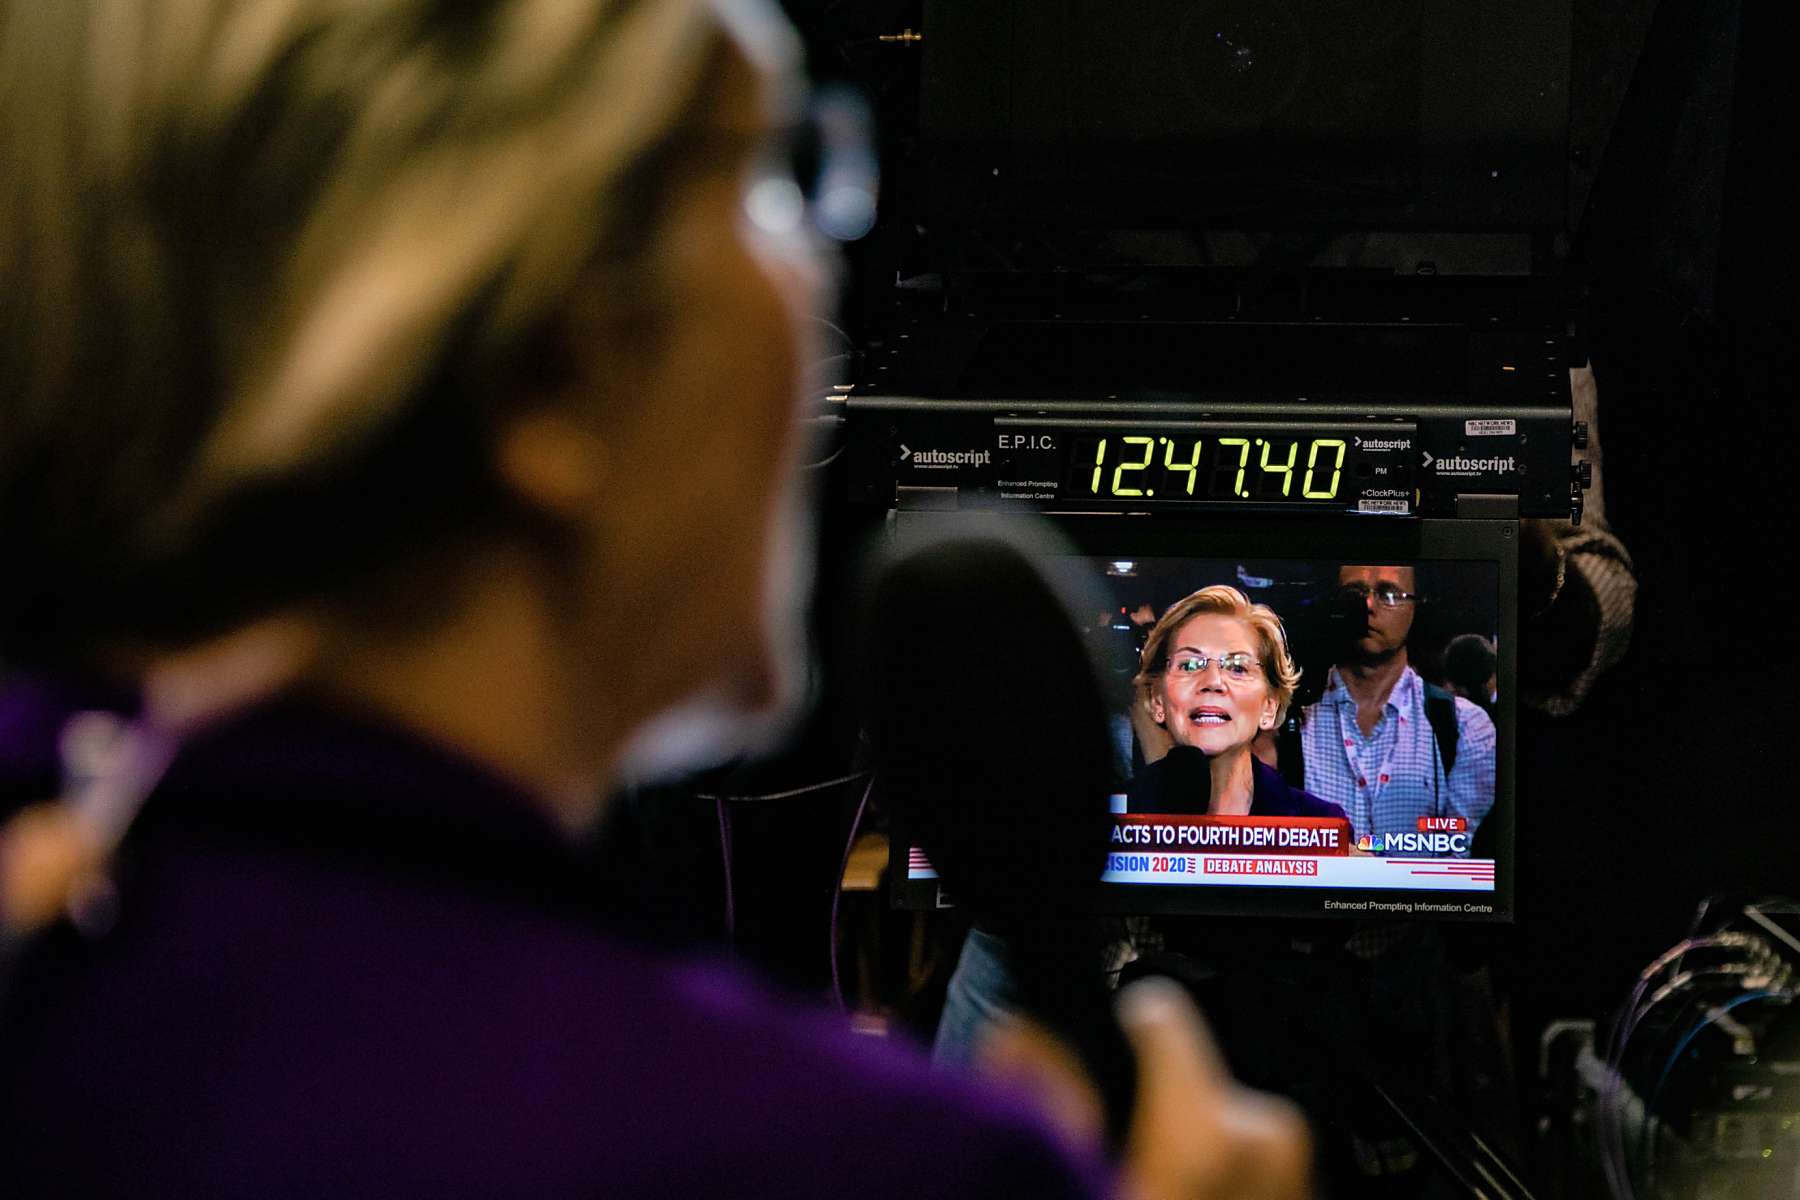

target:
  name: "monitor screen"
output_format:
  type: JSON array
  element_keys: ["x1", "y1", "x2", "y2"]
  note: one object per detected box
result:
[{"x1": 889, "y1": 514, "x2": 1516, "y2": 921}]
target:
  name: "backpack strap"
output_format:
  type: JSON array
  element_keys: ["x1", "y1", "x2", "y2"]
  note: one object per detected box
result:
[
  {"x1": 1282, "y1": 684, "x2": 1461, "y2": 788},
  {"x1": 1423, "y1": 682, "x2": 1461, "y2": 776}
]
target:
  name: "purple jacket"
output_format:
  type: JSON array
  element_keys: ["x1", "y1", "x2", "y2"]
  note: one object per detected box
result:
[{"x1": 1, "y1": 696, "x2": 1111, "y2": 1198}]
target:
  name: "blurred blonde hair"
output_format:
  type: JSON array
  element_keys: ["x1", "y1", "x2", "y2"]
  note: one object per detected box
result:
[{"x1": 0, "y1": 0, "x2": 794, "y2": 656}]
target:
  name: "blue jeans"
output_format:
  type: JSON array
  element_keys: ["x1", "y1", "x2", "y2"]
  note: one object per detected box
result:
[{"x1": 931, "y1": 925, "x2": 1022, "y2": 1069}]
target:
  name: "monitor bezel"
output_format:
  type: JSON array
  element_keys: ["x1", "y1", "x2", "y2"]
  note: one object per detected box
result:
[{"x1": 884, "y1": 511, "x2": 1518, "y2": 923}]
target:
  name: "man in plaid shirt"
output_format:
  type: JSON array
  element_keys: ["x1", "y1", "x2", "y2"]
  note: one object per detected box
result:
[{"x1": 1298, "y1": 564, "x2": 1497, "y2": 855}]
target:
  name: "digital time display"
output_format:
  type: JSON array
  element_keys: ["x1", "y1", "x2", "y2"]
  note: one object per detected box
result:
[
  {"x1": 1067, "y1": 432, "x2": 1351, "y2": 502},
  {"x1": 985, "y1": 417, "x2": 1417, "y2": 513}
]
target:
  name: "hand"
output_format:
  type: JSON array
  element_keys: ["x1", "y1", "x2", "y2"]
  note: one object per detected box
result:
[
  {"x1": 0, "y1": 803, "x2": 99, "y2": 934},
  {"x1": 1116, "y1": 979, "x2": 1312, "y2": 1200},
  {"x1": 980, "y1": 978, "x2": 1312, "y2": 1200}
]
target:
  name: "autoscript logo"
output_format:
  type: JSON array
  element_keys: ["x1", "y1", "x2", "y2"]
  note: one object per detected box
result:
[
  {"x1": 1423, "y1": 451, "x2": 1516, "y2": 474},
  {"x1": 1357, "y1": 437, "x2": 1411, "y2": 452},
  {"x1": 904, "y1": 446, "x2": 991, "y2": 467}
]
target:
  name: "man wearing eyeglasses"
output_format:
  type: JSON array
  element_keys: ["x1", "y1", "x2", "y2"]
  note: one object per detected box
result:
[{"x1": 1298, "y1": 565, "x2": 1497, "y2": 855}]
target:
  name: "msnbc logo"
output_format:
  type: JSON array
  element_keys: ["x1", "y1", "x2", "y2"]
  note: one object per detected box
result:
[{"x1": 1358, "y1": 831, "x2": 1472, "y2": 854}]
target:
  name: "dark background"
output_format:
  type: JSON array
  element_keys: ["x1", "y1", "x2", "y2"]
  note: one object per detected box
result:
[
  {"x1": 600, "y1": 5, "x2": 1800, "y2": 1170},
  {"x1": 756, "y1": 0, "x2": 1800, "y2": 1029}
]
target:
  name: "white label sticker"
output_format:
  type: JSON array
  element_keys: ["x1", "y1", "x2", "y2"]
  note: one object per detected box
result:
[
  {"x1": 1358, "y1": 499, "x2": 1411, "y2": 515},
  {"x1": 1465, "y1": 419, "x2": 1517, "y2": 437}
]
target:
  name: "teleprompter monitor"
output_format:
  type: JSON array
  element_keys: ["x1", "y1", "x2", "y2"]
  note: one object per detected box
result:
[{"x1": 888, "y1": 513, "x2": 1516, "y2": 922}]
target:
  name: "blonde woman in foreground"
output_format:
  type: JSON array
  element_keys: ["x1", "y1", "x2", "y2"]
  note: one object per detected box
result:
[{"x1": 0, "y1": 1, "x2": 1307, "y2": 1196}]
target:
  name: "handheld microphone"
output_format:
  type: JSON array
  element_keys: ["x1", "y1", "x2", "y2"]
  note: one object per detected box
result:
[
  {"x1": 1156, "y1": 745, "x2": 1215, "y2": 814},
  {"x1": 857, "y1": 521, "x2": 1136, "y2": 1147}
]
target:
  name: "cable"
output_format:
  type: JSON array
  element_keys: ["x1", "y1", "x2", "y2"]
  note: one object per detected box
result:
[
  {"x1": 1601, "y1": 953, "x2": 1725, "y2": 1198},
  {"x1": 699, "y1": 770, "x2": 877, "y2": 1007},
  {"x1": 696, "y1": 770, "x2": 871, "y2": 804},
  {"x1": 1642, "y1": 963, "x2": 1770, "y2": 1016},
  {"x1": 1599, "y1": 933, "x2": 1780, "y2": 1199},
  {"x1": 1637, "y1": 991, "x2": 1789, "y2": 1192},
  {"x1": 829, "y1": 771, "x2": 878, "y2": 1015},
  {"x1": 1608, "y1": 935, "x2": 1772, "y2": 1074},
  {"x1": 715, "y1": 798, "x2": 735, "y2": 944}
]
